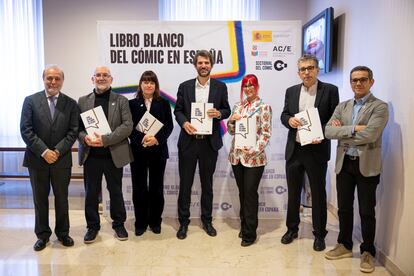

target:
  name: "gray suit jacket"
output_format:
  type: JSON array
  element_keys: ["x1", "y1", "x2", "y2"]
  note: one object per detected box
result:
[
  {"x1": 78, "y1": 90, "x2": 133, "y2": 168},
  {"x1": 20, "y1": 91, "x2": 79, "y2": 169},
  {"x1": 325, "y1": 94, "x2": 388, "y2": 177}
]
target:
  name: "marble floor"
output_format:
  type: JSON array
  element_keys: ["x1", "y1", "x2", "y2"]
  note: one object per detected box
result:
[{"x1": 0, "y1": 208, "x2": 390, "y2": 276}]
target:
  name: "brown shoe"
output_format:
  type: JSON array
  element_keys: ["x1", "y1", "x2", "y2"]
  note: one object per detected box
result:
[
  {"x1": 325, "y1": 244, "x2": 353, "y2": 260},
  {"x1": 360, "y1": 251, "x2": 375, "y2": 273}
]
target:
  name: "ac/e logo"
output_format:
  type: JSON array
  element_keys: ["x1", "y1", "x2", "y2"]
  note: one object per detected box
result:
[{"x1": 273, "y1": 45, "x2": 292, "y2": 52}]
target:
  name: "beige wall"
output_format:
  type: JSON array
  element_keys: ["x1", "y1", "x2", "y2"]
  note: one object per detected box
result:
[
  {"x1": 304, "y1": 0, "x2": 413, "y2": 275},
  {"x1": 43, "y1": 0, "x2": 158, "y2": 96}
]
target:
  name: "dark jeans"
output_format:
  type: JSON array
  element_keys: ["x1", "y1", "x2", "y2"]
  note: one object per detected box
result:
[
  {"x1": 84, "y1": 156, "x2": 126, "y2": 230},
  {"x1": 232, "y1": 163, "x2": 264, "y2": 242},
  {"x1": 130, "y1": 158, "x2": 166, "y2": 230},
  {"x1": 177, "y1": 139, "x2": 218, "y2": 226},
  {"x1": 285, "y1": 145, "x2": 328, "y2": 238},
  {"x1": 336, "y1": 155, "x2": 380, "y2": 256},
  {"x1": 29, "y1": 167, "x2": 71, "y2": 240}
]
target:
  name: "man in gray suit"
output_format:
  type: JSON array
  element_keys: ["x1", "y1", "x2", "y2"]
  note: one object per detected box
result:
[
  {"x1": 78, "y1": 66, "x2": 133, "y2": 243},
  {"x1": 324, "y1": 66, "x2": 388, "y2": 274},
  {"x1": 20, "y1": 65, "x2": 79, "y2": 251}
]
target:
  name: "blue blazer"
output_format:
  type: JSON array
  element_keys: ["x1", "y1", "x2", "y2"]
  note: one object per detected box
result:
[{"x1": 129, "y1": 96, "x2": 173, "y2": 159}]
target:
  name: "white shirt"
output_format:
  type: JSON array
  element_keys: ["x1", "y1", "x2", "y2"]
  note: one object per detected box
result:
[
  {"x1": 298, "y1": 81, "x2": 317, "y2": 112},
  {"x1": 195, "y1": 78, "x2": 210, "y2": 103},
  {"x1": 144, "y1": 97, "x2": 152, "y2": 111}
]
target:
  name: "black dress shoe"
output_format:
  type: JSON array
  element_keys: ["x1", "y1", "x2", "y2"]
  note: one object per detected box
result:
[
  {"x1": 281, "y1": 230, "x2": 298, "y2": 244},
  {"x1": 58, "y1": 235, "x2": 74, "y2": 247},
  {"x1": 135, "y1": 228, "x2": 146, "y2": 236},
  {"x1": 202, "y1": 222, "x2": 217, "y2": 237},
  {"x1": 84, "y1": 229, "x2": 99, "y2": 244},
  {"x1": 150, "y1": 226, "x2": 161, "y2": 234},
  {"x1": 241, "y1": 239, "x2": 255, "y2": 247},
  {"x1": 114, "y1": 226, "x2": 128, "y2": 241},
  {"x1": 33, "y1": 238, "x2": 49, "y2": 251},
  {"x1": 176, "y1": 225, "x2": 188, "y2": 240},
  {"x1": 313, "y1": 237, "x2": 326, "y2": 251}
]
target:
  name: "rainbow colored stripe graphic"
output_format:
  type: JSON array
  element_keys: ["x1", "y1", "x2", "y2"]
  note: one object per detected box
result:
[{"x1": 112, "y1": 21, "x2": 246, "y2": 135}]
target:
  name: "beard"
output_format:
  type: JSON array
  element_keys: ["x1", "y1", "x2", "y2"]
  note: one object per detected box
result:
[
  {"x1": 197, "y1": 68, "x2": 211, "y2": 77},
  {"x1": 95, "y1": 83, "x2": 111, "y2": 93},
  {"x1": 46, "y1": 87, "x2": 60, "y2": 95}
]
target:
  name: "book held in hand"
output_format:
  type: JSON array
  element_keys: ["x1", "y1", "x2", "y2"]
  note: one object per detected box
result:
[
  {"x1": 235, "y1": 117, "x2": 257, "y2": 149},
  {"x1": 191, "y1": 102, "x2": 213, "y2": 135},
  {"x1": 80, "y1": 106, "x2": 112, "y2": 137},
  {"x1": 137, "y1": 111, "x2": 164, "y2": 136},
  {"x1": 294, "y1": 107, "x2": 324, "y2": 146}
]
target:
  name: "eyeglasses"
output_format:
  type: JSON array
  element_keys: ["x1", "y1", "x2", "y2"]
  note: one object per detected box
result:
[
  {"x1": 94, "y1": 73, "x2": 111, "y2": 79},
  {"x1": 243, "y1": 84, "x2": 255, "y2": 89},
  {"x1": 298, "y1": 66, "x2": 315, "y2": 73},
  {"x1": 351, "y1": 77, "x2": 369, "y2": 84}
]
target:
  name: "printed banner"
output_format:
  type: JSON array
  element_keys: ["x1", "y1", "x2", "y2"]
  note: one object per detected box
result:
[{"x1": 98, "y1": 20, "x2": 301, "y2": 219}]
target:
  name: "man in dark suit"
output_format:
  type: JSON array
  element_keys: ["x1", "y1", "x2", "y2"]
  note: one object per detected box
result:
[
  {"x1": 78, "y1": 66, "x2": 133, "y2": 243},
  {"x1": 280, "y1": 54, "x2": 339, "y2": 251},
  {"x1": 174, "y1": 50, "x2": 231, "y2": 239},
  {"x1": 20, "y1": 65, "x2": 79, "y2": 251},
  {"x1": 325, "y1": 66, "x2": 388, "y2": 273}
]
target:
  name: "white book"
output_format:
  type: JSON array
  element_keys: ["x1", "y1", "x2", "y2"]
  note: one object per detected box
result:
[
  {"x1": 295, "y1": 107, "x2": 324, "y2": 146},
  {"x1": 191, "y1": 102, "x2": 213, "y2": 135},
  {"x1": 235, "y1": 117, "x2": 257, "y2": 149},
  {"x1": 80, "y1": 105, "x2": 112, "y2": 137},
  {"x1": 137, "y1": 111, "x2": 164, "y2": 136}
]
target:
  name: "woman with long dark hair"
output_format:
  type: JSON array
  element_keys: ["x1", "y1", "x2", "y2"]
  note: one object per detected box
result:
[{"x1": 129, "y1": 70, "x2": 173, "y2": 235}]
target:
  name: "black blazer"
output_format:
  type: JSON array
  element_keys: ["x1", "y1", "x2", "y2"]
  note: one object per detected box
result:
[
  {"x1": 280, "y1": 80, "x2": 339, "y2": 163},
  {"x1": 174, "y1": 78, "x2": 231, "y2": 151},
  {"x1": 20, "y1": 91, "x2": 79, "y2": 169},
  {"x1": 129, "y1": 96, "x2": 173, "y2": 159}
]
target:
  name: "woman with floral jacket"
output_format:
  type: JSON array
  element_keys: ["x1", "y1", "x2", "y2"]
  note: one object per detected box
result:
[{"x1": 227, "y1": 74, "x2": 272, "y2": 247}]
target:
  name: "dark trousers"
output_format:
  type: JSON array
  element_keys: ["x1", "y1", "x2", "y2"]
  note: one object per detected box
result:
[
  {"x1": 336, "y1": 156, "x2": 380, "y2": 256},
  {"x1": 28, "y1": 167, "x2": 71, "y2": 240},
  {"x1": 285, "y1": 145, "x2": 328, "y2": 238},
  {"x1": 232, "y1": 163, "x2": 264, "y2": 242},
  {"x1": 84, "y1": 156, "x2": 126, "y2": 230},
  {"x1": 177, "y1": 138, "x2": 218, "y2": 226},
  {"x1": 130, "y1": 158, "x2": 166, "y2": 230}
]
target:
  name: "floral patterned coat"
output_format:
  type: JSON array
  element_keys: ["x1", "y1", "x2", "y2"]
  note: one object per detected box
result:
[{"x1": 227, "y1": 97, "x2": 272, "y2": 167}]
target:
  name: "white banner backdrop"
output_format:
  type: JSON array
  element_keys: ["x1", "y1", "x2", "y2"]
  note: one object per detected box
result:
[{"x1": 98, "y1": 21, "x2": 301, "y2": 219}]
